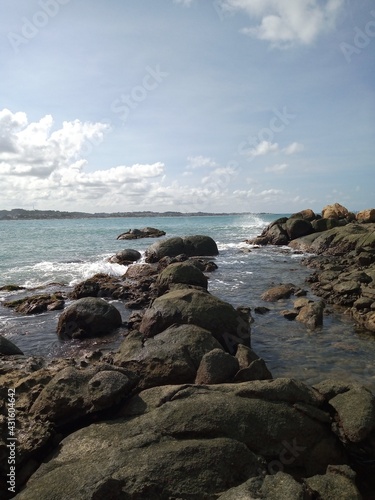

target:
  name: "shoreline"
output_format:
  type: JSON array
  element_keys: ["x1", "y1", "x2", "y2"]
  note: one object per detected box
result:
[{"x1": 1, "y1": 206, "x2": 374, "y2": 498}]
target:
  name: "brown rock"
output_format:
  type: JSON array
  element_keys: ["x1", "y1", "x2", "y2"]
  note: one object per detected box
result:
[
  {"x1": 322, "y1": 203, "x2": 349, "y2": 220},
  {"x1": 356, "y1": 208, "x2": 375, "y2": 223}
]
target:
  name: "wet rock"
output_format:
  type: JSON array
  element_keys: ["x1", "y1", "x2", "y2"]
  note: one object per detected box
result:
[
  {"x1": 254, "y1": 306, "x2": 270, "y2": 314},
  {"x1": 281, "y1": 309, "x2": 299, "y2": 320},
  {"x1": 109, "y1": 248, "x2": 141, "y2": 264},
  {"x1": 139, "y1": 288, "x2": 251, "y2": 353},
  {"x1": 248, "y1": 218, "x2": 289, "y2": 246},
  {"x1": 261, "y1": 283, "x2": 296, "y2": 302},
  {"x1": 4, "y1": 293, "x2": 65, "y2": 315},
  {"x1": 124, "y1": 263, "x2": 158, "y2": 279},
  {"x1": 145, "y1": 235, "x2": 219, "y2": 263},
  {"x1": 195, "y1": 349, "x2": 239, "y2": 384},
  {"x1": 0, "y1": 335, "x2": 24, "y2": 355},
  {"x1": 57, "y1": 297, "x2": 122, "y2": 339},
  {"x1": 296, "y1": 301, "x2": 324, "y2": 329},
  {"x1": 116, "y1": 227, "x2": 166, "y2": 240},
  {"x1": 69, "y1": 273, "x2": 122, "y2": 299}
]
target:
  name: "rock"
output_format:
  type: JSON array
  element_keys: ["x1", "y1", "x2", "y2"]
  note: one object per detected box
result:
[
  {"x1": 285, "y1": 217, "x2": 314, "y2": 240},
  {"x1": 114, "y1": 325, "x2": 223, "y2": 390},
  {"x1": 261, "y1": 283, "x2": 296, "y2": 302},
  {"x1": 356, "y1": 208, "x2": 375, "y2": 223},
  {"x1": 290, "y1": 223, "x2": 375, "y2": 255},
  {"x1": 139, "y1": 288, "x2": 251, "y2": 353},
  {"x1": 322, "y1": 203, "x2": 350, "y2": 220},
  {"x1": 69, "y1": 273, "x2": 123, "y2": 299},
  {"x1": 290, "y1": 208, "x2": 316, "y2": 221},
  {"x1": 281, "y1": 309, "x2": 298, "y2": 320},
  {"x1": 254, "y1": 306, "x2": 270, "y2": 314},
  {"x1": 145, "y1": 235, "x2": 219, "y2": 263},
  {"x1": 16, "y1": 379, "x2": 346, "y2": 499},
  {"x1": 311, "y1": 218, "x2": 339, "y2": 232},
  {"x1": 306, "y1": 465, "x2": 362, "y2": 499},
  {"x1": 234, "y1": 358, "x2": 273, "y2": 382},
  {"x1": 0, "y1": 335, "x2": 24, "y2": 355},
  {"x1": 4, "y1": 293, "x2": 65, "y2": 315},
  {"x1": 296, "y1": 301, "x2": 324, "y2": 329},
  {"x1": 156, "y1": 261, "x2": 208, "y2": 294},
  {"x1": 56, "y1": 297, "x2": 122, "y2": 339},
  {"x1": 235, "y1": 344, "x2": 260, "y2": 369},
  {"x1": 124, "y1": 263, "x2": 158, "y2": 279},
  {"x1": 116, "y1": 227, "x2": 166, "y2": 240},
  {"x1": 249, "y1": 218, "x2": 289, "y2": 246},
  {"x1": 109, "y1": 248, "x2": 141, "y2": 264},
  {"x1": 195, "y1": 349, "x2": 239, "y2": 384},
  {"x1": 329, "y1": 386, "x2": 375, "y2": 442},
  {"x1": 30, "y1": 365, "x2": 134, "y2": 426}
]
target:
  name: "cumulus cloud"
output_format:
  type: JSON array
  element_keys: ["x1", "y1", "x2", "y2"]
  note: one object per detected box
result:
[
  {"x1": 0, "y1": 109, "x2": 167, "y2": 210},
  {"x1": 218, "y1": 0, "x2": 344, "y2": 47},
  {"x1": 247, "y1": 140, "x2": 279, "y2": 157},
  {"x1": 282, "y1": 142, "x2": 304, "y2": 155},
  {"x1": 233, "y1": 187, "x2": 283, "y2": 200},
  {"x1": 264, "y1": 163, "x2": 287, "y2": 173}
]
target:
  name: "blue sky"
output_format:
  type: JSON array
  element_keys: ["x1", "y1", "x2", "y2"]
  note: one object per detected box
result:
[{"x1": 0, "y1": 0, "x2": 374, "y2": 213}]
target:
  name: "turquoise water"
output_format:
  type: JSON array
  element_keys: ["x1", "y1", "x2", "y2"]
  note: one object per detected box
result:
[{"x1": 0, "y1": 214, "x2": 374, "y2": 392}]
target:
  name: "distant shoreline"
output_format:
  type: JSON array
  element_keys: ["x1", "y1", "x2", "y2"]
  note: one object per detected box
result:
[{"x1": 0, "y1": 209, "x2": 269, "y2": 221}]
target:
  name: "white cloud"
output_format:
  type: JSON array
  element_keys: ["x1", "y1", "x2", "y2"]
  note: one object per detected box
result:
[
  {"x1": 282, "y1": 142, "x2": 304, "y2": 155},
  {"x1": 234, "y1": 187, "x2": 283, "y2": 200},
  {"x1": 0, "y1": 109, "x2": 167, "y2": 210},
  {"x1": 219, "y1": 0, "x2": 344, "y2": 47},
  {"x1": 173, "y1": 0, "x2": 195, "y2": 6},
  {"x1": 264, "y1": 163, "x2": 288, "y2": 173},
  {"x1": 186, "y1": 155, "x2": 219, "y2": 169},
  {"x1": 247, "y1": 140, "x2": 279, "y2": 157}
]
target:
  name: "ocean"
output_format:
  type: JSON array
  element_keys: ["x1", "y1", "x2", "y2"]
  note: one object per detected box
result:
[{"x1": 1, "y1": 214, "x2": 374, "y2": 392}]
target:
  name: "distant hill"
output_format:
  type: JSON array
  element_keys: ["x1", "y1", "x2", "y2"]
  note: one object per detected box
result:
[{"x1": 0, "y1": 209, "x2": 246, "y2": 221}]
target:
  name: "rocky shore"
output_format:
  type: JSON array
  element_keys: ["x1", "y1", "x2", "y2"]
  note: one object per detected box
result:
[{"x1": 1, "y1": 212, "x2": 375, "y2": 499}]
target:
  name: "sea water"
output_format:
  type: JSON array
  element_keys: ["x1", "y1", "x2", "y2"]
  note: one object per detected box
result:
[{"x1": 0, "y1": 214, "x2": 374, "y2": 392}]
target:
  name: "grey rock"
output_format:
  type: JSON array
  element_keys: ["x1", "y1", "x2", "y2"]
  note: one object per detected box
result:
[{"x1": 57, "y1": 297, "x2": 122, "y2": 339}]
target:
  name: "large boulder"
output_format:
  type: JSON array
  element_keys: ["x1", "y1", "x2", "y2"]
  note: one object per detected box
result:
[
  {"x1": 321, "y1": 203, "x2": 350, "y2": 220},
  {"x1": 57, "y1": 297, "x2": 122, "y2": 339},
  {"x1": 114, "y1": 325, "x2": 223, "y2": 389},
  {"x1": 285, "y1": 217, "x2": 314, "y2": 240},
  {"x1": 139, "y1": 288, "x2": 251, "y2": 353},
  {"x1": 156, "y1": 261, "x2": 208, "y2": 293},
  {"x1": 290, "y1": 208, "x2": 316, "y2": 221},
  {"x1": 145, "y1": 235, "x2": 219, "y2": 263},
  {"x1": 15, "y1": 379, "x2": 347, "y2": 499}
]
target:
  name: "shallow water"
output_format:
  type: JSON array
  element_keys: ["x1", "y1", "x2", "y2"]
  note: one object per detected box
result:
[{"x1": 1, "y1": 214, "x2": 374, "y2": 392}]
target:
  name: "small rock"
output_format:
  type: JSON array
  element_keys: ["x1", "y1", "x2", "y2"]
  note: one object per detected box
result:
[{"x1": 195, "y1": 349, "x2": 239, "y2": 384}]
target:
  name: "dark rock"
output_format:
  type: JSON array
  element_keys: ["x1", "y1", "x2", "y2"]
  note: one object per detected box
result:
[
  {"x1": 290, "y1": 208, "x2": 316, "y2": 221},
  {"x1": 114, "y1": 325, "x2": 223, "y2": 390},
  {"x1": 305, "y1": 465, "x2": 362, "y2": 499},
  {"x1": 254, "y1": 306, "x2": 270, "y2": 314},
  {"x1": 124, "y1": 263, "x2": 158, "y2": 279},
  {"x1": 139, "y1": 288, "x2": 251, "y2": 353},
  {"x1": 156, "y1": 262, "x2": 208, "y2": 294},
  {"x1": 312, "y1": 218, "x2": 339, "y2": 232},
  {"x1": 281, "y1": 309, "x2": 298, "y2": 320},
  {"x1": 195, "y1": 349, "x2": 240, "y2": 384},
  {"x1": 4, "y1": 293, "x2": 65, "y2": 315},
  {"x1": 116, "y1": 227, "x2": 166, "y2": 240},
  {"x1": 57, "y1": 297, "x2": 122, "y2": 339},
  {"x1": 235, "y1": 344, "x2": 260, "y2": 369},
  {"x1": 145, "y1": 235, "x2": 219, "y2": 263},
  {"x1": 109, "y1": 248, "x2": 141, "y2": 264},
  {"x1": 234, "y1": 358, "x2": 273, "y2": 382},
  {"x1": 285, "y1": 218, "x2": 314, "y2": 240},
  {"x1": 0, "y1": 335, "x2": 24, "y2": 355},
  {"x1": 329, "y1": 386, "x2": 375, "y2": 443}
]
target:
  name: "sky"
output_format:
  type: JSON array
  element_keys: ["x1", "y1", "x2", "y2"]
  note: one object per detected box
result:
[{"x1": 0, "y1": 0, "x2": 374, "y2": 214}]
